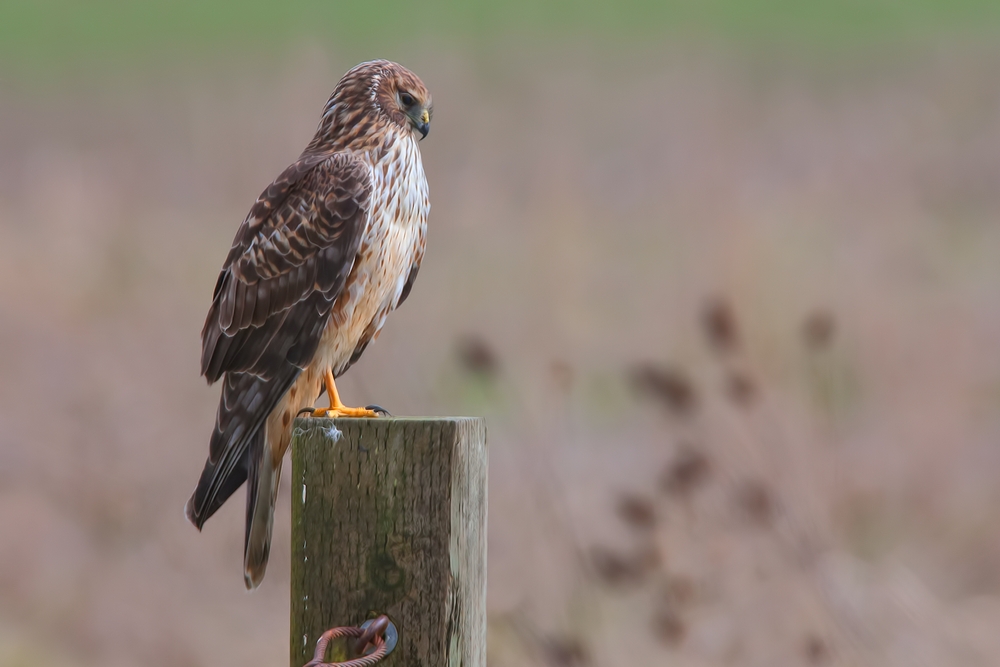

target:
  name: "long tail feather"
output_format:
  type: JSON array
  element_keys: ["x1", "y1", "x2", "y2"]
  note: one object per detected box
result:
[{"x1": 244, "y1": 430, "x2": 282, "y2": 590}]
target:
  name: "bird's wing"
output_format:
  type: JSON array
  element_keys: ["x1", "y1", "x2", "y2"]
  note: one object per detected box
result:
[
  {"x1": 200, "y1": 152, "x2": 371, "y2": 383},
  {"x1": 187, "y1": 152, "x2": 370, "y2": 529}
]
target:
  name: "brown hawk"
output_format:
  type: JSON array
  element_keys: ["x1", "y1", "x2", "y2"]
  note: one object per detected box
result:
[{"x1": 185, "y1": 60, "x2": 432, "y2": 589}]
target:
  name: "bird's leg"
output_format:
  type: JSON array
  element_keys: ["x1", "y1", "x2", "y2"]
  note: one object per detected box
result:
[{"x1": 310, "y1": 369, "x2": 379, "y2": 419}]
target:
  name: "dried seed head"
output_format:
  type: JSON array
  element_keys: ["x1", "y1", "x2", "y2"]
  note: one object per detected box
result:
[
  {"x1": 803, "y1": 635, "x2": 828, "y2": 663},
  {"x1": 630, "y1": 364, "x2": 698, "y2": 416},
  {"x1": 616, "y1": 494, "x2": 657, "y2": 530},
  {"x1": 803, "y1": 311, "x2": 836, "y2": 350},
  {"x1": 589, "y1": 545, "x2": 657, "y2": 587},
  {"x1": 456, "y1": 335, "x2": 498, "y2": 376},
  {"x1": 651, "y1": 607, "x2": 686, "y2": 646},
  {"x1": 726, "y1": 371, "x2": 757, "y2": 406},
  {"x1": 540, "y1": 637, "x2": 589, "y2": 667},
  {"x1": 664, "y1": 575, "x2": 697, "y2": 607},
  {"x1": 589, "y1": 547, "x2": 639, "y2": 586},
  {"x1": 662, "y1": 445, "x2": 711, "y2": 496},
  {"x1": 735, "y1": 479, "x2": 774, "y2": 526},
  {"x1": 702, "y1": 296, "x2": 740, "y2": 354},
  {"x1": 635, "y1": 542, "x2": 662, "y2": 572}
]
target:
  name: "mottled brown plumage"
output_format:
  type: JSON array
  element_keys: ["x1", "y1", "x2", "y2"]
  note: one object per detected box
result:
[{"x1": 185, "y1": 60, "x2": 432, "y2": 589}]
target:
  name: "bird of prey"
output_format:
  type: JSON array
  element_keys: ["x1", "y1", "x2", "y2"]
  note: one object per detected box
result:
[{"x1": 185, "y1": 60, "x2": 432, "y2": 589}]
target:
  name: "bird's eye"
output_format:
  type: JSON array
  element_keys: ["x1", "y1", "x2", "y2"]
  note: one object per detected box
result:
[{"x1": 400, "y1": 92, "x2": 415, "y2": 107}]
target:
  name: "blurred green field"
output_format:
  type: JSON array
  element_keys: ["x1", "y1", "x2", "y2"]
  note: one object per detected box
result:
[{"x1": 3, "y1": 0, "x2": 1000, "y2": 77}]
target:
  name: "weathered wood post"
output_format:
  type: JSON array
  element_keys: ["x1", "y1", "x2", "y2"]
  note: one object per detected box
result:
[{"x1": 290, "y1": 417, "x2": 487, "y2": 667}]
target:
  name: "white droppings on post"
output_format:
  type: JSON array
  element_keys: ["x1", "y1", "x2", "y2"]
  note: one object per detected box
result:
[{"x1": 325, "y1": 424, "x2": 343, "y2": 442}]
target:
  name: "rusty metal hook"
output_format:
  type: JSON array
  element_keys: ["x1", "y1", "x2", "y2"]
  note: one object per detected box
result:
[{"x1": 304, "y1": 615, "x2": 397, "y2": 667}]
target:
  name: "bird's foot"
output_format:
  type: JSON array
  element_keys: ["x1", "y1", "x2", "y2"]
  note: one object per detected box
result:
[
  {"x1": 307, "y1": 405, "x2": 380, "y2": 419},
  {"x1": 301, "y1": 370, "x2": 391, "y2": 419}
]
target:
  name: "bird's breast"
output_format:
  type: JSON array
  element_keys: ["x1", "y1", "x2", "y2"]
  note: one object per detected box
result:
[{"x1": 313, "y1": 137, "x2": 428, "y2": 376}]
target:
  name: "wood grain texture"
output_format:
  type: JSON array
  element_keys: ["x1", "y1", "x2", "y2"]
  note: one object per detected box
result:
[{"x1": 290, "y1": 417, "x2": 487, "y2": 667}]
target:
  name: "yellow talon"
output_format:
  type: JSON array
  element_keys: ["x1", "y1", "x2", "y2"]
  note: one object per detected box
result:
[
  {"x1": 310, "y1": 406, "x2": 379, "y2": 419},
  {"x1": 308, "y1": 369, "x2": 380, "y2": 419}
]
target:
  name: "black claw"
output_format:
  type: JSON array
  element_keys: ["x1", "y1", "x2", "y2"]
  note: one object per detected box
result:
[
  {"x1": 297, "y1": 407, "x2": 318, "y2": 417},
  {"x1": 365, "y1": 404, "x2": 392, "y2": 416}
]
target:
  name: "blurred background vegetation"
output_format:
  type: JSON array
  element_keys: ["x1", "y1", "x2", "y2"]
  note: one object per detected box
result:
[
  {"x1": 2, "y1": 2, "x2": 1000, "y2": 667},
  {"x1": 5, "y1": 0, "x2": 1000, "y2": 76}
]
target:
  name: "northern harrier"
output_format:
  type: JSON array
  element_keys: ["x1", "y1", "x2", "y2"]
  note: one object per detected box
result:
[{"x1": 185, "y1": 60, "x2": 432, "y2": 589}]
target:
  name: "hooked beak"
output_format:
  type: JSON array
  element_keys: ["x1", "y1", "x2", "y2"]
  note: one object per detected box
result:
[{"x1": 416, "y1": 108, "x2": 430, "y2": 139}]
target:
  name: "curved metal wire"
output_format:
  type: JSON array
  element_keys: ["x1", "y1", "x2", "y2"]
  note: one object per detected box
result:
[{"x1": 304, "y1": 616, "x2": 390, "y2": 667}]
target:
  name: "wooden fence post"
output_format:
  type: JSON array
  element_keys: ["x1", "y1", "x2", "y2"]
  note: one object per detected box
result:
[{"x1": 290, "y1": 417, "x2": 487, "y2": 667}]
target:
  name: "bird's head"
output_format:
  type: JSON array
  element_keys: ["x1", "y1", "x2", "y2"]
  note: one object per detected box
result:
[
  {"x1": 379, "y1": 67, "x2": 432, "y2": 140},
  {"x1": 317, "y1": 60, "x2": 433, "y2": 147}
]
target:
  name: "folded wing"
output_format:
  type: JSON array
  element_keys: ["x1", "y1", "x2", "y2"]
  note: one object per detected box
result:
[{"x1": 187, "y1": 152, "x2": 371, "y2": 529}]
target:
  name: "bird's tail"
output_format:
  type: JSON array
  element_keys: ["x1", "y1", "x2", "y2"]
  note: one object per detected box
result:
[
  {"x1": 244, "y1": 429, "x2": 282, "y2": 590},
  {"x1": 186, "y1": 372, "x2": 290, "y2": 531}
]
